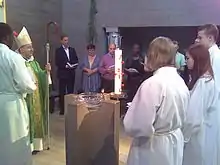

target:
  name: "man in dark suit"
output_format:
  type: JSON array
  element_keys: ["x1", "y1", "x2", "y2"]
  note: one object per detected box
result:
[{"x1": 55, "y1": 34, "x2": 78, "y2": 115}]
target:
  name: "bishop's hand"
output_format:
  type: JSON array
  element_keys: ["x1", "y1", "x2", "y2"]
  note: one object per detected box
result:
[{"x1": 45, "y1": 63, "x2": 51, "y2": 72}]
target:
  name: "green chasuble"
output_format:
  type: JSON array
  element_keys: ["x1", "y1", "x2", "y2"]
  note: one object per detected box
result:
[{"x1": 25, "y1": 60, "x2": 49, "y2": 151}]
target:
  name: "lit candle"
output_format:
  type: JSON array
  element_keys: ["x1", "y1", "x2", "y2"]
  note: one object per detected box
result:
[
  {"x1": 101, "y1": 89, "x2": 105, "y2": 100},
  {"x1": 114, "y1": 48, "x2": 122, "y2": 95}
]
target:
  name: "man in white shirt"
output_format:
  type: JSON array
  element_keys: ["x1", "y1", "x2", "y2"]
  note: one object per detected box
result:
[
  {"x1": 195, "y1": 24, "x2": 220, "y2": 90},
  {"x1": 55, "y1": 34, "x2": 78, "y2": 115}
]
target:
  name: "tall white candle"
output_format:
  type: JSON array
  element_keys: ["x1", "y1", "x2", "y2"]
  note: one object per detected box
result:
[{"x1": 114, "y1": 48, "x2": 122, "y2": 94}]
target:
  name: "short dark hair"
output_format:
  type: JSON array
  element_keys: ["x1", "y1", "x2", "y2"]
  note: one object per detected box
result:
[
  {"x1": 198, "y1": 24, "x2": 219, "y2": 42},
  {"x1": 60, "y1": 34, "x2": 68, "y2": 40},
  {"x1": 0, "y1": 23, "x2": 13, "y2": 42},
  {"x1": 86, "y1": 44, "x2": 96, "y2": 50}
]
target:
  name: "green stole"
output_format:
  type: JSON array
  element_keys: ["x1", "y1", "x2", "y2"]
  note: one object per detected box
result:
[{"x1": 25, "y1": 60, "x2": 48, "y2": 146}]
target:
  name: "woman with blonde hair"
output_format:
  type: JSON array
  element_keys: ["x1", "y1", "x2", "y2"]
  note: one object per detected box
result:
[{"x1": 124, "y1": 37, "x2": 189, "y2": 165}]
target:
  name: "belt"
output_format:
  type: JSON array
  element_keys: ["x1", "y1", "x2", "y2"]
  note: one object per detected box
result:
[
  {"x1": 0, "y1": 92, "x2": 19, "y2": 95},
  {"x1": 154, "y1": 128, "x2": 180, "y2": 136},
  {"x1": 150, "y1": 128, "x2": 180, "y2": 151},
  {"x1": 0, "y1": 92, "x2": 25, "y2": 99}
]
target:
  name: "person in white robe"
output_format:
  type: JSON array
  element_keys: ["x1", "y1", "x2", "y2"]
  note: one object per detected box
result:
[
  {"x1": 0, "y1": 23, "x2": 36, "y2": 165},
  {"x1": 195, "y1": 24, "x2": 220, "y2": 164},
  {"x1": 182, "y1": 44, "x2": 219, "y2": 165},
  {"x1": 124, "y1": 36, "x2": 189, "y2": 165},
  {"x1": 195, "y1": 24, "x2": 220, "y2": 91}
]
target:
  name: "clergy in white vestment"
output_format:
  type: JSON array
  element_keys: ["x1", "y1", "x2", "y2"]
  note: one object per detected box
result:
[
  {"x1": 123, "y1": 37, "x2": 189, "y2": 165},
  {"x1": 0, "y1": 23, "x2": 36, "y2": 165},
  {"x1": 195, "y1": 24, "x2": 220, "y2": 164},
  {"x1": 183, "y1": 44, "x2": 219, "y2": 165}
]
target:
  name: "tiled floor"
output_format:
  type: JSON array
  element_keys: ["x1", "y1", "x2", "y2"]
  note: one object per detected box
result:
[{"x1": 32, "y1": 112, "x2": 131, "y2": 165}]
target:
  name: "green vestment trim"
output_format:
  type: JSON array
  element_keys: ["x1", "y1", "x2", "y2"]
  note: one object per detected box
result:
[{"x1": 25, "y1": 61, "x2": 48, "y2": 146}]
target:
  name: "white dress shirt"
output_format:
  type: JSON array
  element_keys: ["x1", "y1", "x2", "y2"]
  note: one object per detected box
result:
[{"x1": 63, "y1": 45, "x2": 70, "y2": 60}]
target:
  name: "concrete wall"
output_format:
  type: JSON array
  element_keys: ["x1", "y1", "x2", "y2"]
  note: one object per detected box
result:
[
  {"x1": 62, "y1": 0, "x2": 220, "y2": 57},
  {"x1": 62, "y1": 0, "x2": 220, "y2": 91},
  {"x1": 5, "y1": 0, "x2": 220, "y2": 91},
  {"x1": 6, "y1": 0, "x2": 62, "y2": 65},
  {"x1": 98, "y1": 0, "x2": 220, "y2": 27},
  {"x1": 7, "y1": 0, "x2": 220, "y2": 59},
  {"x1": 6, "y1": 0, "x2": 62, "y2": 86}
]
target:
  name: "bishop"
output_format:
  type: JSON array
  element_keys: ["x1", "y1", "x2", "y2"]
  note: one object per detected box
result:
[{"x1": 15, "y1": 27, "x2": 51, "y2": 153}]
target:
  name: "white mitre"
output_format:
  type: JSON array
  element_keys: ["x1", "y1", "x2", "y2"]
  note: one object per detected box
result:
[{"x1": 15, "y1": 27, "x2": 32, "y2": 48}]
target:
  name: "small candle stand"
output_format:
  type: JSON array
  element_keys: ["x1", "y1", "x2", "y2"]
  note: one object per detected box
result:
[{"x1": 110, "y1": 91, "x2": 127, "y2": 117}]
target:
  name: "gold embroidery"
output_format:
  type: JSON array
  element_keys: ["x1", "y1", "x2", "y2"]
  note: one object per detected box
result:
[{"x1": 30, "y1": 67, "x2": 44, "y2": 138}]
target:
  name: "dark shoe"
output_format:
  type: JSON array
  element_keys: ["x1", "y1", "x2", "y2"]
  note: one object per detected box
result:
[{"x1": 32, "y1": 151, "x2": 39, "y2": 155}]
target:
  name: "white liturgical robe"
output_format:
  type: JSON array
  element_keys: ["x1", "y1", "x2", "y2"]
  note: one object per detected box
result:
[
  {"x1": 209, "y1": 44, "x2": 220, "y2": 165},
  {"x1": 209, "y1": 44, "x2": 220, "y2": 91},
  {"x1": 183, "y1": 75, "x2": 218, "y2": 165},
  {"x1": 124, "y1": 66, "x2": 189, "y2": 165},
  {"x1": 0, "y1": 43, "x2": 36, "y2": 165}
]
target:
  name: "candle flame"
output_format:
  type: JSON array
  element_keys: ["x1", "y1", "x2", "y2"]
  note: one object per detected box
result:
[{"x1": 101, "y1": 89, "x2": 104, "y2": 93}]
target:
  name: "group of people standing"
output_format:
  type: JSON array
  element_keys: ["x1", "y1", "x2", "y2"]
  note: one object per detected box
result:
[
  {"x1": 76, "y1": 43, "x2": 146, "y2": 103},
  {"x1": 77, "y1": 40, "x2": 187, "y2": 103},
  {"x1": 124, "y1": 24, "x2": 220, "y2": 165},
  {"x1": 55, "y1": 23, "x2": 220, "y2": 165},
  {"x1": 0, "y1": 20, "x2": 220, "y2": 165}
]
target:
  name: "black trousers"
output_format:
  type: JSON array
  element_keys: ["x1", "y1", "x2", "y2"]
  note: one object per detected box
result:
[
  {"x1": 59, "y1": 77, "x2": 75, "y2": 114},
  {"x1": 101, "y1": 78, "x2": 114, "y2": 93}
]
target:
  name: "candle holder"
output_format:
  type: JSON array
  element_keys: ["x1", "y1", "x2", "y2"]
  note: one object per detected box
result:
[
  {"x1": 110, "y1": 91, "x2": 128, "y2": 118},
  {"x1": 109, "y1": 91, "x2": 127, "y2": 100}
]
